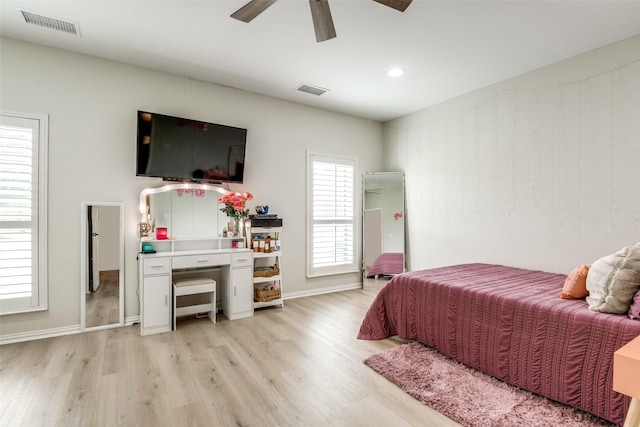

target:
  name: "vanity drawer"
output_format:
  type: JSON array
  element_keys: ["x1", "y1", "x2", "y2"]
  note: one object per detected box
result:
[
  {"x1": 143, "y1": 257, "x2": 171, "y2": 275},
  {"x1": 172, "y1": 253, "x2": 231, "y2": 270},
  {"x1": 232, "y1": 252, "x2": 253, "y2": 268}
]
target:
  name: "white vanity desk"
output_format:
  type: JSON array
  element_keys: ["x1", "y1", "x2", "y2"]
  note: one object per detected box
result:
[{"x1": 138, "y1": 238, "x2": 253, "y2": 336}]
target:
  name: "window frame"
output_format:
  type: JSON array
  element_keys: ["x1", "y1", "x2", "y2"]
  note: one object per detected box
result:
[
  {"x1": 306, "y1": 152, "x2": 358, "y2": 278},
  {"x1": 0, "y1": 111, "x2": 48, "y2": 315}
]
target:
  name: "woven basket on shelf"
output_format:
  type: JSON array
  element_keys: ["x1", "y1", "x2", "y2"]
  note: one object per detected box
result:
[
  {"x1": 254, "y1": 288, "x2": 281, "y2": 303},
  {"x1": 253, "y1": 266, "x2": 280, "y2": 278}
]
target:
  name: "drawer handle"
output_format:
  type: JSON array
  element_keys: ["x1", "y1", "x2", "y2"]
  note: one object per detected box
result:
[
  {"x1": 150, "y1": 265, "x2": 165, "y2": 269},
  {"x1": 196, "y1": 259, "x2": 210, "y2": 263},
  {"x1": 236, "y1": 258, "x2": 248, "y2": 262}
]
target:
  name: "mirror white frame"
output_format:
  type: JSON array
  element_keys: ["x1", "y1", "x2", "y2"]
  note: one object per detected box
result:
[
  {"x1": 139, "y1": 182, "x2": 231, "y2": 239},
  {"x1": 80, "y1": 201, "x2": 125, "y2": 331}
]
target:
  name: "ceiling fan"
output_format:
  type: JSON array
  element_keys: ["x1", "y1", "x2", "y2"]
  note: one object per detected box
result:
[{"x1": 231, "y1": 0, "x2": 413, "y2": 42}]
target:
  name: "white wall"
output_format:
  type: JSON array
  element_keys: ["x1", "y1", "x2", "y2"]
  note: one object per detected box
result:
[
  {"x1": 385, "y1": 35, "x2": 640, "y2": 274},
  {"x1": 0, "y1": 37, "x2": 383, "y2": 338}
]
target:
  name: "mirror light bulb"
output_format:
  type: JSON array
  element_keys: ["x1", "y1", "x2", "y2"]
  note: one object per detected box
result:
[{"x1": 388, "y1": 68, "x2": 404, "y2": 78}]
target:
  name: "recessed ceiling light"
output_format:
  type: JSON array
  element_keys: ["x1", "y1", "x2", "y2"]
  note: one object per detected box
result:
[{"x1": 387, "y1": 68, "x2": 404, "y2": 78}]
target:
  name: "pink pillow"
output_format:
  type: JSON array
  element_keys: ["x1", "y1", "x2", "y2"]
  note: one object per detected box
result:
[
  {"x1": 629, "y1": 291, "x2": 640, "y2": 320},
  {"x1": 560, "y1": 264, "x2": 590, "y2": 299}
]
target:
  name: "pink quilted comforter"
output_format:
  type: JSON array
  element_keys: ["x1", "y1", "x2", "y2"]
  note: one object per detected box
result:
[
  {"x1": 358, "y1": 263, "x2": 640, "y2": 425},
  {"x1": 366, "y1": 252, "x2": 404, "y2": 278}
]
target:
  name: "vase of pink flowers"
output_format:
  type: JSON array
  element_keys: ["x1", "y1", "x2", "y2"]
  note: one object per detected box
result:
[{"x1": 218, "y1": 191, "x2": 253, "y2": 237}]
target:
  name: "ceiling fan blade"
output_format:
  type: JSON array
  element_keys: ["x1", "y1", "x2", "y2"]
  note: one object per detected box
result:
[
  {"x1": 373, "y1": 0, "x2": 413, "y2": 12},
  {"x1": 231, "y1": 0, "x2": 278, "y2": 23},
  {"x1": 309, "y1": 0, "x2": 336, "y2": 42}
]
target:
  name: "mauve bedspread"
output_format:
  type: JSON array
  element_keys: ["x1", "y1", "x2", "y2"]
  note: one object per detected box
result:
[
  {"x1": 366, "y1": 252, "x2": 404, "y2": 278},
  {"x1": 357, "y1": 263, "x2": 640, "y2": 425}
]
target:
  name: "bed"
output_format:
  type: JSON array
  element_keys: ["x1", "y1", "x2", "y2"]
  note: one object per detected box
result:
[
  {"x1": 357, "y1": 263, "x2": 640, "y2": 425},
  {"x1": 365, "y1": 252, "x2": 404, "y2": 278}
]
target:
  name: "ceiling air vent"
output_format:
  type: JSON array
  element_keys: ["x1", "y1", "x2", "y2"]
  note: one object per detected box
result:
[
  {"x1": 296, "y1": 84, "x2": 329, "y2": 96},
  {"x1": 21, "y1": 10, "x2": 80, "y2": 36}
]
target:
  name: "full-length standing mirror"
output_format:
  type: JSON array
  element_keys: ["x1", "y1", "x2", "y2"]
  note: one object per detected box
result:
[
  {"x1": 80, "y1": 202, "x2": 124, "y2": 330},
  {"x1": 363, "y1": 172, "x2": 405, "y2": 279}
]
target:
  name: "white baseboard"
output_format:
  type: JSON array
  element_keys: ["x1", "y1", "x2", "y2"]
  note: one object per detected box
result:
[
  {"x1": 125, "y1": 315, "x2": 140, "y2": 326},
  {"x1": 0, "y1": 324, "x2": 82, "y2": 345},
  {"x1": 1, "y1": 315, "x2": 142, "y2": 345},
  {"x1": 1, "y1": 285, "x2": 362, "y2": 345},
  {"x1": 284, "y1": 282, "x2": 363, "y2": 300}
]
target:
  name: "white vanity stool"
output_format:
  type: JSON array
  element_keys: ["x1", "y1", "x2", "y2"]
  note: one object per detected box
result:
[{"x1": 172, "y1": 277, "x2": 216, "y2": 329}]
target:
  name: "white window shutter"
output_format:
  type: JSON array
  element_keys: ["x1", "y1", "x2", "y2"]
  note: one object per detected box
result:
[
  {"x1": 307, "y1": 153, "x2": 357, "y2": 277},
  {"x1": 0, "y1": 112, "x2": 48, "y2": 314}
]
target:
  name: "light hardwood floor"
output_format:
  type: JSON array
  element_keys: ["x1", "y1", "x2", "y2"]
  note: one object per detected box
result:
[
  {"x1": 85, "y1": 270, "x2": 120, "y2": 328},
  {"x1": 0, "y1": 279, "x2": 460, "y2": 427}
]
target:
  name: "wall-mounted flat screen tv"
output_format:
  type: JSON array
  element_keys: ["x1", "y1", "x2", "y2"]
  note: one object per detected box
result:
[{"x1": 136, "y1": 111, "x2": 247, "y2": 184}]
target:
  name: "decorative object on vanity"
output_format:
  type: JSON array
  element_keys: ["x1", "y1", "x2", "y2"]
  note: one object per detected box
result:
[
  {"x1": 155, "y1": 227, "x2": 168, "y2": 240},
  {"x1": 138, "y1": 202, "x2": 155, "y2": 238},
  {"x1": 176, "y1": 188, "x2": 206, "y2": 197},
  {"x1": 141, "y1": 243, "x2": 155, "y2": 254},
  {"x1": 364, "y1": 342, "x2": 614, "y2": 427},
  {"x1": 218, "y1": 191, "x2": 253, "y2": 237}
]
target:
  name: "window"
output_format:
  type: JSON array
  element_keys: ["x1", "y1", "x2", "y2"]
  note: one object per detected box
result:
[
  {"x1": 0, "y1": 112, "x2": 48, "y2": 315},
  {"x1": 307, "y1": 153, "x2": 357, "y2": 277}
]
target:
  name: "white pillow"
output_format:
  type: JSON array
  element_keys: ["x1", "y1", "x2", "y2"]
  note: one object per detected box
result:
[{"x1": 586, "y1": 243, "x2": 640, "y2": 314}]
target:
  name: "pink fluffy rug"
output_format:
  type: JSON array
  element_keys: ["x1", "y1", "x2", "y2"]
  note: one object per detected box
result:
[{"x1": 364, "y1": 342, "x2": 616, "y2": 427}]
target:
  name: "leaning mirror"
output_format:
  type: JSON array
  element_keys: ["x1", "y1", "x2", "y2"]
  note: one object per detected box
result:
[
  {"x1": 362, "y1": 172, "x2": 405, "y2": 279},
  {"x1": 80, "y1": 202, "x2": 124, "y2": 330}
]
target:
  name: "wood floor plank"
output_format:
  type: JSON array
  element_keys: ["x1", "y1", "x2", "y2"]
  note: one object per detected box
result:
[{"x1": 0, "y1": 279, "x2": 460, "y2": 427}]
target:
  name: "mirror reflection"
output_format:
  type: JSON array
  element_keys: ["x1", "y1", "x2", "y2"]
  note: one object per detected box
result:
[
  {"x1": 141, "y1": 183, "x2": 230, "y2": 239},
  {"x1": 363, "y1": 172, "x2": 405, "y2": 279},
  {"x1": 81, "y1": 202, "x2": 124, "y2": 330}
]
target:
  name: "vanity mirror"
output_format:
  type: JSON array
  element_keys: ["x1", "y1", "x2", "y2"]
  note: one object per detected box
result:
[
  {"x1": 140, "y1": 183, "x2": 231, "y2": 240},
  {"x1": 362, "y1": 172, "x2": 405, "y2": 279},
  {"x1": 80, "y1": 202, "x2": 124, "y2": 330}
]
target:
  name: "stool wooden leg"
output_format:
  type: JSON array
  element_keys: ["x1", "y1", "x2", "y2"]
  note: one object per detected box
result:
[{"x1": 624, "y1": 398, "x2": 640, "y2": 427}]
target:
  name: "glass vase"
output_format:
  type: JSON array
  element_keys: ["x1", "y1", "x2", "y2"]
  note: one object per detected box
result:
[{"x1": 230, "y1": 218, "x2": 244, "y2": 237}]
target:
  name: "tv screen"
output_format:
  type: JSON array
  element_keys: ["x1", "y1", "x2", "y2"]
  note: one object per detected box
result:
[{"x1": 136, "y1": 111, "x2": 247, "y2": 184}]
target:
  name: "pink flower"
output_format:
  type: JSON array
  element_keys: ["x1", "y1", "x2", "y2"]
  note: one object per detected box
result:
[{"x1": 218, "y1": 191, "x2": 252, "y2": 219}]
